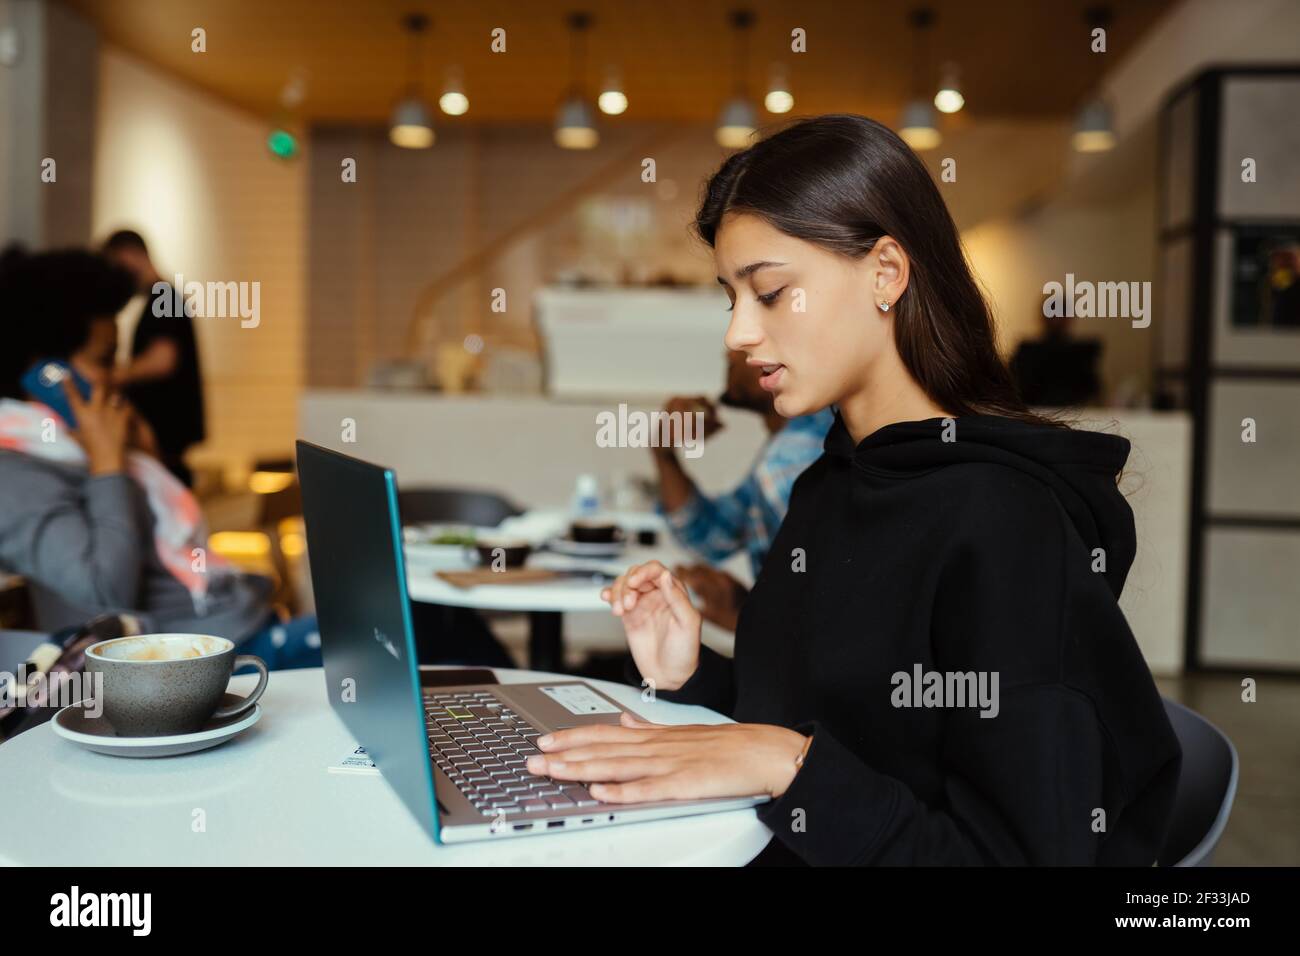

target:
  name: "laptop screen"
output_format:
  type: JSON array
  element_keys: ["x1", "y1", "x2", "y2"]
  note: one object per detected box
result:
[{"x1": 296, "y1": 440, "x2": 440, "y2": 841}]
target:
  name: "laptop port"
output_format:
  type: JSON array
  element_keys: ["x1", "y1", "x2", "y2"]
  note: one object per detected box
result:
[
  {"x1": 513, "y1": 823, "x2": 533, "y2": 831},
  {"x1": 547, "y1": 820, "x2": 565, "y2": 829},
  {"x1": 581, "y1": 818, "x2": 594, "y2": 824}
]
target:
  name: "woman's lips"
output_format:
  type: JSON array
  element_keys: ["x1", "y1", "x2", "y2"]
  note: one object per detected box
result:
[{"x1": 758, "y1": 364, "x2": 785, "y2": 390}]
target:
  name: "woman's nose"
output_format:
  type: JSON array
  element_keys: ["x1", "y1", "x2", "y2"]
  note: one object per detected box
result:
[{"x1": 724, "y1": 305, "x2": 762, "y2": 353}]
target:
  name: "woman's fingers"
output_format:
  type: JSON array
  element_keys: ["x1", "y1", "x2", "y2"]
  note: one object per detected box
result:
[
  {"x1": 657, "y1": 568, "x2": 699, "y2": 627},
  {"x1": 536, "y1": 723, "x2": 654, "y2": 750},
  {"x1": 60, "y1": 378, "x2": 87, "y2": 417},
  {"x1": 590, "y1": 777, "x2": 691, "y2": 804},
  {"x1": 603, "y1": 561, "x2": 672, "y2": 616},
  {"x1": 620, "y1": 711, "x2": 659, "y2": 729},
  {"x1": 527, "y1": 754, "x2": 674, "y2": 783}
]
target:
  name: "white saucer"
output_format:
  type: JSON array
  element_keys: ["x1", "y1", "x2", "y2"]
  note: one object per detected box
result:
[
  {"x1": 545, "y1": 536, "x2": 626, "y2": 558},
  {"x1": 52, "y1": 693, "x2": 262, "y2": 758}
]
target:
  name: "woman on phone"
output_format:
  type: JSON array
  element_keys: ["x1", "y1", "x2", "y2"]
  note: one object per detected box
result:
[{"x1": 525, "y1": 115, "x2": 1182, "y2": 866}]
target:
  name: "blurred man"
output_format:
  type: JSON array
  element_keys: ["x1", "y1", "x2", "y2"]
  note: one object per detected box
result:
[
  {"x1": 103, "y1": 230, "x2": 205, "y2": 486},
  {"x1": 1010, "y1": 308, "x2": 1102, "y2": 408},
  {"x1": 652, "y1": 349, "x2": 833, "y2": 630}
]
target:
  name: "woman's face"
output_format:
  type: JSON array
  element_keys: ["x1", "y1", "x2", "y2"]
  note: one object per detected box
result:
[
  {"x1": 715, "y1": 212, "x2": 905, "y2": 419},
  {"x1": 70, "y1": 316, "x2": 118, "y2": 386}
]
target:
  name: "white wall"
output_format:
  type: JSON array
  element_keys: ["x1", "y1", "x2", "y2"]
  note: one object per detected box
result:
[{"x1": 92, "y1": 47, "x2": 305, "y2": 479}]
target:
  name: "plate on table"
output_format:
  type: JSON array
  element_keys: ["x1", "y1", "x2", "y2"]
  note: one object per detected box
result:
[
  {"x1": 52, "y1": 693, "x2": 262, "y2": 758},
  {"x1": 403, "y1": 524, "x2": 482, "y2": 562},
  {"x1": 545, "y1": 534, "x2": 627, "y2": 558}
]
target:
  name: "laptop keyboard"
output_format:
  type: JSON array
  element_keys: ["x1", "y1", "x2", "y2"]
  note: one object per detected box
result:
[{"x1": 424, "y1": 689, "x2": 603, "y2": 819}]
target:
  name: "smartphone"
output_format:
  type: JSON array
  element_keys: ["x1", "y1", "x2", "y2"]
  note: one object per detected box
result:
[{"x1": 19, "y1": 359, "x2": 92, "y2": 428}]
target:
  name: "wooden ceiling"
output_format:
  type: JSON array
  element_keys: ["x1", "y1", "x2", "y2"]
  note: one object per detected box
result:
[{"x1": 65, "y1": 0, "x2": 1178, "y2": 125}]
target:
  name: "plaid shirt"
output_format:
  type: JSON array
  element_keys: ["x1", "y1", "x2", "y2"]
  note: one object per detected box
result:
[{"x1": 660, "y1": 408, "x2": 835, "y2": 578}]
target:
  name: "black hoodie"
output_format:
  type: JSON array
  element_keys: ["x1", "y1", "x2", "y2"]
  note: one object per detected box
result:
[{"x1": 653, "y1": 413, "x2": 1182, "y2": 866}]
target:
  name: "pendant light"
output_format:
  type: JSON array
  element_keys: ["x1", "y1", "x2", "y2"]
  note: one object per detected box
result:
[
  {"x1": 716, "y1": 9, "x2": 758, "y2": 148},
  {"x1": 933, "y1": 61, "x2": 964, "y2": 114},
  {"x1": 898, "y1": 8, "x2": 940, "y2": 151},
  {"x1": 598, "y1": 66, "x2": 628, "y2": 115},
  {"x1": 439, "y1": 66, "x2": 469, "y2": 116},
  {"x1": 389, "y1": 13, "x2": 435, "y2": 149},
  {"x1": 555, "y1": 12, "x2": 599, "y2": 149},
  {"x1": 765, "y1": 63, "x2": 794, "y2": 114},
  {"x1": 1072, "y1": 6, "x2": 1116, "y2": 152}
]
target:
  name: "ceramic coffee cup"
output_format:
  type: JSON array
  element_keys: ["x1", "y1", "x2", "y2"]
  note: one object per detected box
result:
[{"x1": 84, "y1": 633, "x2": 269, "y2": 737}]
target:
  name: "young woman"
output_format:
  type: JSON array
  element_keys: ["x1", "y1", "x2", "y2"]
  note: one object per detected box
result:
[{"x1": 525, "y1": 115, "x2": 1182, "y2": 866}]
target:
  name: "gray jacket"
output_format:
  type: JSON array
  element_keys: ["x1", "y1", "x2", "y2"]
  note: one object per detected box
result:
[{"x1": 0, "y1": 449, "x2": 270, "y2": 640}]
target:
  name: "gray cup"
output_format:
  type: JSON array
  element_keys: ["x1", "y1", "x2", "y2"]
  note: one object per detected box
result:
[{"x1": 85, "y1": 634, "x2": 269, "y2": 737}]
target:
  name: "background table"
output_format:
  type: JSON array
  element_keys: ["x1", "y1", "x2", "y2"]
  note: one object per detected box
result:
[
  {"x1": 0, "y1": 666, "x2": 772, "y2": 866},
  {"x1": 404, "y1": 509, "x2": 698, "y2": 672}
]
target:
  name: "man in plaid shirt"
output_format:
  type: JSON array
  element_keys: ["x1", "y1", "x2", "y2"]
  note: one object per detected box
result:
[{"x1": 651, "y1": 351, "x2": 834, "y2": 629}]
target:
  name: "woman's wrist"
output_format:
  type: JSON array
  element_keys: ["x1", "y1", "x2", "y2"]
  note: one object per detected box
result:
[
  {"x1": 767, "y1": 728, "x2": 812, "y2": 799},
  {"x1": 88, "y1": 450, "x2": 126, "y2": 475}
]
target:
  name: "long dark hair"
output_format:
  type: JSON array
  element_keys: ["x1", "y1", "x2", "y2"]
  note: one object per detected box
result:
[{"x1": 695, "y1": 113, "x2": 1053, "y2": 425}]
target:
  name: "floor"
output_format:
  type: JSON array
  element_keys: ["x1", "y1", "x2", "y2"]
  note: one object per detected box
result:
[{"x1": 1157, "y1": 672, "x2": 1300, "y2": 867}]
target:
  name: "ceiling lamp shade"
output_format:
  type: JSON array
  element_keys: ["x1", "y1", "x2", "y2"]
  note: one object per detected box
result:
[
  {"x1": 1074, "y1": 8, "x2": 1116, "y2": 152},
  {"x1": 716, "y1": 96, "x2": 758, "y2": 148},
  {"x1": 439, "y1": 67, "x2": 469, "y2": 115},
  {"x1": 716, "y1": 9, "x2": 758, "y2": 148},
  {"x1": 390, "y1": 95, "x2": 435, "y2": 148},
  {"x1": 1072, "y1": 97, "x2": 1116, "y2": 152},
  {"x1": 899, "y1": 98, "x2": 941, "y2": 150},
  {"x1": 598, "y1": 68, "x2": 628, "y2": 115},
  {"x1": 389, "y1": 13, "x2": 434, "y2": 148},
  {"x1": 899, "y1": 7, "x2": 940, "y2": 150},
  {"x1": 555, "y1": 95, "x2": 599, "y2": 149},
  {"x1": 556, "y1": 11, "x2": 599, "y2": 149},
  {"x1": 933, "y1": 61, "x2": 964, "y2": 114},
  {"x1": 764, "y1": 64, "x2": 793, "y2": 113}
]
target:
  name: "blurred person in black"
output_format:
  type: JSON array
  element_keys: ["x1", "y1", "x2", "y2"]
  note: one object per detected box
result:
[
  {"x1": 1010, "y1": 307, "x2": 1102, "y2": 408},
  {"x1": 102, "y1": 230, "x2": 205, "y2": 486}
]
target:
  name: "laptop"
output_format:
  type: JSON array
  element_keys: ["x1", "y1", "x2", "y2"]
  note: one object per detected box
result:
[{"x1": 295, "y1": 440, "x2": 765, "y2": 843}]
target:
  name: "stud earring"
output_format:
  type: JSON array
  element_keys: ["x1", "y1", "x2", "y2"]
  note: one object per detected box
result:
[{"x1": 878, "y1": 300, "x2": 891, "y2": 312}]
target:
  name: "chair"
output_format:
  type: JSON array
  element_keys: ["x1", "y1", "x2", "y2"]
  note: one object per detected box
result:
[
  {"x1": 397, "y1": 487, "x2": 522, "y2": 528},
  {"x1": 1160, "y1": 697, "x2": 1239, "y2": 867}
]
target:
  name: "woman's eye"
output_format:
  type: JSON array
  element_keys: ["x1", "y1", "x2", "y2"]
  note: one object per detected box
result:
[{"x1": 758, "y1": 287, "x2": 785, "y2": 306}]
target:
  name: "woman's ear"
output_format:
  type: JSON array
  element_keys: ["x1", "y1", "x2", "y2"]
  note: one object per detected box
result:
[{"x1": 872, "y1": 236, "x2": 910, "y2": 310}]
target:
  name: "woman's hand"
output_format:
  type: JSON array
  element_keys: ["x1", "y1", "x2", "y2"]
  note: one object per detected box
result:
[
  {"x1": 527, "y1": 712, "x2": 809, "y2": 801},
  {"x1": 63, "y1": 380, "x2": 130, "y2": 476},
  {"x1": 601, "y1": 560, "x2": 701, "y2": 691},
  {"x1": 674, "y1": 563, "x2": 747, "y2": 631},
  {"x1": 127, "y1": 407, "x2": 160, "y2": 457}
]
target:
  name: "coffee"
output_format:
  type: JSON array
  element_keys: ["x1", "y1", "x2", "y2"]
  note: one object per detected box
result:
[{"x1": 97, "y1": 634, "x2": 227, "y2": 662}]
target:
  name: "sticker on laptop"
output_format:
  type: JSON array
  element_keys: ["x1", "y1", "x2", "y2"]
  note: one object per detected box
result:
[{"x1": 539, "y1": 684, "x2": 622, "y2": 716}]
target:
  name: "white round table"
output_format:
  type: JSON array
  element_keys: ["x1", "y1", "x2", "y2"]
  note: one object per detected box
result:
[{"x1": 0, "y1": 666, "x2": 772, "y2": 866}]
